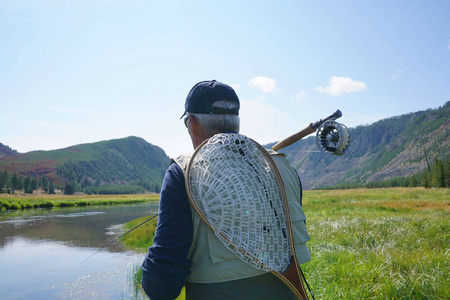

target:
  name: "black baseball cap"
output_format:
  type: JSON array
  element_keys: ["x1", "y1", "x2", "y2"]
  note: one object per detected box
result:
[{"x1": 180, "y1": 80, "x2": 240, "y2": 118}]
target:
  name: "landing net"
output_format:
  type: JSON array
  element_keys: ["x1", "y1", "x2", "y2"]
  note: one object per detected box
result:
[{"x1": 187, "y1": 133, "x2": 292, "y2": 272}]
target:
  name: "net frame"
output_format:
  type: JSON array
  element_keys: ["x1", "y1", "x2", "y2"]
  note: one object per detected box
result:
[{"x1": 185, "y1": 133, "x2": 308, "y2": 299}]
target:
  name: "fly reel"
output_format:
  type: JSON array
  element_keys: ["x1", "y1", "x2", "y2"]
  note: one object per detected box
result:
[{"x1": 316, "y1": 120, "x2": 350, "y2": 156}]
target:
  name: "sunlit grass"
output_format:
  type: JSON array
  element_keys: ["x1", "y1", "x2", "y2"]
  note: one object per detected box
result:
[
  {"x1": 121, "y1": 216, "x2": 158, "y2": 252},
  {"x1": 121, "y1": 216, "x2": 186, "y2": 300},
  {"x1": 0, "y1": 193, "x2": 159, "y2": 211},
  {"x1": 302, "y1": 188, "x2": 449, "y2": 299}
]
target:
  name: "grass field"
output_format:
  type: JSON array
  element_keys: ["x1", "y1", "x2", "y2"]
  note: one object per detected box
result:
[
  {"x1": 0, "y1": 193, "x2": 159, "y2": 211},
  {"x1": 302, "y1": 188, "x2": 449, "y2": 299},
  {"x1": 124, "y1": 187, "x2": 449, "y2": 299}
]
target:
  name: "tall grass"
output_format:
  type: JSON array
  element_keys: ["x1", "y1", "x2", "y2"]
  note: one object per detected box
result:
[
  {"x1": 121, "y1": 216, "x2": 186, "y2": 300},
  {"x1": 121, "y1": 216, "x2": 158, "y2": 252},
  {"x1": 302, "y1": 188, "x2": 449, "y2": 299},
  {"x1": 122, "y1": 188, "x2": 449, "y2": 299},
  {"x1": 0, "y1": 193, "x2": 159, "y2": 211}
]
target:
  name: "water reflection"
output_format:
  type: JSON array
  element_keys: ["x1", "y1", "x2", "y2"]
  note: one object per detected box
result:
[{"x1": 0, "y1": 203, "x2": 158, "y2": 299}]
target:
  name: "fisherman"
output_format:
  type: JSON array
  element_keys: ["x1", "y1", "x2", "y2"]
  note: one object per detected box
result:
[{"x1": 141, "y1": 80, "x2": 311, "y2": 300}]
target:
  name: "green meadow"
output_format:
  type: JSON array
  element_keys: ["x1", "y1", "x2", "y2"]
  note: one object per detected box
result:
[
  {"x1": 124, "y1": 188, "x2": 449, "y2": 300},
  {"x1": 0, "y1": 193, "x2": 159, "y2": 211},
  {"x1": 302, "y1": 188, "x2": 449, "y2": 299}
]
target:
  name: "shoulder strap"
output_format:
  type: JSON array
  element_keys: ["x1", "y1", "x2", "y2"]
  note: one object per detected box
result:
[
  {"x1": 171, "y1": 153, "x2": 193, "y2": 173},
  {"x1": 265, "y1": 148, "x2": 286, "y2": 157}
]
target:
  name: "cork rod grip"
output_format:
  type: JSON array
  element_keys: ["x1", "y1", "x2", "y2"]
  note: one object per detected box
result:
[{"x1": 271, "y1": 124, "x2": 315, "y2": 151}]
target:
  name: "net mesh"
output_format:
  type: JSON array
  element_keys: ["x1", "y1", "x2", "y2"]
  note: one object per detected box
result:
[{"x1": 188, "y1": 133, "x2": 291, "y2": 272}]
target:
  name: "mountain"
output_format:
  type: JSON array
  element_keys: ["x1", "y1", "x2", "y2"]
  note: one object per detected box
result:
[
  {"x1": 267, "y1": 101, "x2": 449, "y2": 189},
  {"x1": 0, "y1": 136, "x2": 170, "y2": 190},
  {"x1": 0, "y1": 143, "x2": 18, "y2": 159},
  {"x1": 1, "y1": 102, "x2": 448, "y2": 192}
]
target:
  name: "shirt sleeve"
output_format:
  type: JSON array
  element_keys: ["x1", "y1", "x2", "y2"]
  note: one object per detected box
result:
[{"x1": 142, "y1": 163, "x2": 193, "y2": 300}]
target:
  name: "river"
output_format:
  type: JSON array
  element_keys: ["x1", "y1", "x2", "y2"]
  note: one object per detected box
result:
[{"x1": 0, "y1": 203, "x2": 159, "y2": 299}]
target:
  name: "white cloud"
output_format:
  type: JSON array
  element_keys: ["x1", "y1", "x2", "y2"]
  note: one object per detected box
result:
[
  {"x1": 389, "y1": 74, "x2": 400, "y2": 81},
  {"x1": 316, "y1": 76, "x2": 367, "y2": 96},
  {"x1": 388, "y1": 70, "x2": 402, "y2": 82},
  {"x1": 248, "y1": 76, "x2": 279, "y2": 93},
  {"x1": 290, "y1": 90, "x2": 308, "y2": 103}
]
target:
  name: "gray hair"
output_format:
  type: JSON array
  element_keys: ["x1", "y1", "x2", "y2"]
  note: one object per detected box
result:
[{"x1": 187, "y1": 100, "x2": 240, "y2": 134}]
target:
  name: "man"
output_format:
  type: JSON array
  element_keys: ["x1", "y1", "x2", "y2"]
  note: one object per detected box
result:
[{"x1": 142, "y1": 80, "x2": 311, "y2": 300}]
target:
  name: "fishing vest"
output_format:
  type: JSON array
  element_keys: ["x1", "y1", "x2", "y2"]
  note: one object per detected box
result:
[{"x1": 172, "y1": 150, "x2": 311, "y2": 284}]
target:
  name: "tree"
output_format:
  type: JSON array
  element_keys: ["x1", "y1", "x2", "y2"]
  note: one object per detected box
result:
[
  {"x1": 64, "y1": 183, "x2": 74, "y2": 195},
  {"x1": 48, "y1": 180, "x2": 55, "y2": 194},
  {"x1": 42, "y1": 176, "x2": 49, "y2": 193},
  {"x1": 154, "y1": 183, "x2": 161, "y2": 194},
  {"x1": 24, "y1": 176, "x2": 32, "y2": 194},
  {"x1": 0, "y1": 170, "x2": 7, "y2": 193},
  {"x1": 31, "y1": 177, "x2": 38, "y2": 193},
  {"x1": 421, "y1": 172, "x2": 431, "y2": 189},
  {"x1": 11, "y1": 173, "x2": 19, "y2": 191},
  {"x1": 408, "y1": 175, "x2": 418, "y2": 187},
  {"x1": 82, "y1": 177, "x2": 89, "y2": 190},
  {"x1": 432, "y1": 158, "x2": 445, "y2": 188},
  {"x1": 445, "y1": 159, "x2": 450, "y2": 188}
]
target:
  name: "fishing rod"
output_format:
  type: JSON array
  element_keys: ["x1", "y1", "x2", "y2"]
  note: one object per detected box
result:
[{"x1": 80, "y1": 213, "x2": 158, "y2": 264}]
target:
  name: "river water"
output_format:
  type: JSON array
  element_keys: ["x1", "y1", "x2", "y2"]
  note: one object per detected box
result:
[{"x1": 0, "y1": 203, "x2": 159, "y2": 299}]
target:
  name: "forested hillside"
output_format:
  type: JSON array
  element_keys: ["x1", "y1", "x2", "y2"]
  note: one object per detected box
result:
[
  {"x1": 268, "y1": 101, "x2": 449, "y2": 189},
  {"x1": 0, "y1": 143, "x2": 18, "y2": 159},
  {"x1": 0, "y1": 136, "x2": 170, "y2": 194}
]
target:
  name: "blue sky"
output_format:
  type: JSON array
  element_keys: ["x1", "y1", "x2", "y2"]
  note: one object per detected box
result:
[{"x1": 1, "y1": 0, "x2": 449, "y2": 157}]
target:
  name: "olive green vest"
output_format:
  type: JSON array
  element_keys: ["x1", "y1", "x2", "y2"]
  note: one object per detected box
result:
[{"x1": 173, "y1": 150, "x2": 311, "y2": 284}]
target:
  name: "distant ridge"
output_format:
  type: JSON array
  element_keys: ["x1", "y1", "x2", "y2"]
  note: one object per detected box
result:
[
  {"x1": 266, "y1": 101, "x2": 449, "y2": 189},
  {"x1": 0, "y1": 136, "x2": 170, "y2": 191},
  {"x1": 1, "y1": 102, "x2": 449, "y2": 192},
  {"x1": 0, "y1": 143, "x2": 18, "y2": 159}
]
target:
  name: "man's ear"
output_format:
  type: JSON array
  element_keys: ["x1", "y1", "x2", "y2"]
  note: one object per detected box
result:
[
  {"x1": 189, "y1": 115, "x2": 198, "y2": 135},
  {"x1": 189, "y1": 115, "x2": 211, "y2": 149}
]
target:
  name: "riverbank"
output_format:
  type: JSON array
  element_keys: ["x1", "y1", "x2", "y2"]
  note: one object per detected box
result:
[{"x1": 0, "y1": 193, "x2": 160, "y2": 211}]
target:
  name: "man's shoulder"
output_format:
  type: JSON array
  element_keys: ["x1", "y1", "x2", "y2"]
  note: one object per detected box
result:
[{"x1": 171, "y1": 153, "x2": 193, "y2": 172}]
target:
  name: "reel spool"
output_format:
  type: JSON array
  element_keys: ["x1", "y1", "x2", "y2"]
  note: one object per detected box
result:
[{"x1": 315, "y1": 120, "x2": 350, "y2": 156}]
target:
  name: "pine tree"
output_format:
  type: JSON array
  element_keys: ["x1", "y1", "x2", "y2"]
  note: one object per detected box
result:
[
  {"x1": 42, "y1": 176, "x2": 49, "y2": 193},
  {"x1": 31, "y1": 177, "x2": 38, "y2": 193},
  {"x1": 49, "y1": 180, "x2": 55, "y2": 194},
  {"x1": 432, "y1": 158, "x2": 445, "y2": 188},
  {"x1": 0, "y1": 170, "x2": 6, "y2": 193},
  {"x1": 64, "y1": 183, "x2": 74, "y2": 195},
  {"x1": 445, "y1": 159, "x2": 450, "y2": 188},
  {"x1": 408, "y1": 175, "x2": 418, "y2": 187},
  {"x1": 421, "y1": 172, "x2": 430, "y2": 188},
  {"x1": 24, "y1": 176, "x2": 32, "y2": 194},
  {"x1": 11, "y1": 173, "x2": 19, "y2": 191},
  {"x1": 154, "y1": 183, "x2": 161, "y2": 193}
]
